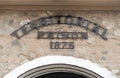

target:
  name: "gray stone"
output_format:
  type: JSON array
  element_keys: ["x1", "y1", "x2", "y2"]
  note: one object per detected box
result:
[
  {"x1": 106, "y1": 31, "x2": 115, "y2": 38},
  {"x1": 0, "y1": 53, "x2": 4, "y2": 57},
  {"x1": 101, "y1": 56, "x2": 107, "y2": 62},
  {"x1": 86, "y1": 37, "x2": 95, "y2": 44},
  {"x1": 8, "y1": 19, "x2": 14, "y2": 26},
  {"x1": 117, "y1": 43, "x2": 120, "y2": 46},
  {"x1": 102, "y1": 51, "x2": 108, "y2": 55},
  {"x1": 11, "y1": 39, "x2": 20, "y2": 46},
  {"x1": 114, "y1": 29, "x2": 120, "y2": 37},
  {"x1": 14, "y1": 60, "x2": 21, "y2": 64},
  {"x1": 0, "y1": 45, "x2": 3, "y2": 49},
  {"x1": 0, "y1": 73, "x2": 3, "y2": 78},
  {"x1": 18, "y1": 54, "x2": 27, "y2": 60},
  {"x1": 91, "y1": 16, "x2": 102, "y2": 24},
  {"x1": 106, "y1": 22, "x2": 115, "y2": 30},
  {"x1": 29, "y1": 52, "x2": 36, "y2": 58},
  {"x1": 0, "y1": 62, "x2": 4, "y2": 67},
  {"x1": 20, "y1": 19, "x2": 30, "y2": 26},
  {"x1": 8, "y1": 64, "x2": 17, "y2": 70}
]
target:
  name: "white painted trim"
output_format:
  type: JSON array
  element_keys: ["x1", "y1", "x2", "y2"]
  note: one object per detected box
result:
[{"x1": 4, "y1": 55, "x2": 117, "y2": 78}]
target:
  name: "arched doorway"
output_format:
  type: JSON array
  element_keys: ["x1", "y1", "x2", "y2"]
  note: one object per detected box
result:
[
  {"x1": 4, "y1": 56, "x2": 117, "y2": 78},
  {"x1": 36, "y1": 72, "x2": 87, "y2": 78}
]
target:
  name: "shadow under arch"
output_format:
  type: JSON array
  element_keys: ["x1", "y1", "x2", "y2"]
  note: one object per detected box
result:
[{"x1": 17, "y1": 64, "x2": 103, "y2": 78}]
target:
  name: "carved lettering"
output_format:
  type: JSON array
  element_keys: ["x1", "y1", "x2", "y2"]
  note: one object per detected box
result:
[
  {"x1": 72, "y1": 32, "x2": 78, "y2": 39},
  {"x1": 101, "y1": 29, "x2": 108, "y2": 40},
  {"x1": 47, "y1": 32, "x2": 54, "y2": 39},
  {"x1": 11, "y1": 31, "x2": 20, "y2": 39},
  {"x1": 81, "y1": 32, "x2": 88, "y2": 39},
  {"x1": 37, "y1": 32, "x2": 88, "y2": 39},
  {"x1": 39, "y1": 18, "x2": 47, "y2": 26},
  {"x1": 84, "y1": 20, "x2": 91, "y2": 29},
  {"x1": 11, "y1": 15, "x2": 108, "y2": 40},
  {"x1": 48, "y1": 16, "x2": 54, "y2": 25},
  {"x1": 77, "y1": 17, "x2": 85, "y2": 26},
  {"x1": 91, "y1": 23, "x2": 100, "y2": 34},
  {"x1": 65, "y1": 15, "x2": 73, "y2": 25},
  {"x1": 50, "y1": 42, "x2": 74, "y2": 49},
  {"x1": 29, "y1": 21, "x2": 39, "y2": 29}
]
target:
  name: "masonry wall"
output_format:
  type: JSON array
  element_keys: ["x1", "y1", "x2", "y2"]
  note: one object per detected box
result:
[{"x1": 0, "y1": 10, "x2": 120, "y2": 78}]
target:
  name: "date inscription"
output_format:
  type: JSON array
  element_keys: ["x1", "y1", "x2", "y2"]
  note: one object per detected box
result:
[{"x1": 50, "y1": 42, "x2": 74, "y2": 49}]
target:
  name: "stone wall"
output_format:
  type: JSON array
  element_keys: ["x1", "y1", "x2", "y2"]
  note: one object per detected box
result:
[{"x1": 0, "y1": 10, "x2": 120, "y2": 78}]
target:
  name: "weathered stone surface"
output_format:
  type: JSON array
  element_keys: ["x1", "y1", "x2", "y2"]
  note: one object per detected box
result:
[
  {"x1": 29, "y1": 52, "x2": 37, "y2": 58},
  {"x1": 114, "y1": 28, "x2": 120, "y2": 37},
  {"x1": 20, "y1": 19, "x2": 30, "y2": 26},
  {"x1": 0, "y1": 10, "x2": 120, "y2": 78},
  {"x1": 8, "y1": 19, "x2": 14, "y2": 26},
  {"x1": 112, "y1": 69, "x2": 119, "y2": 74},
  {"x1": 0, "y1": 45, "x2": 3, "y2": 49},
  {"x1": 11, "y1": 39, "x2": 20, "y2": 46}
]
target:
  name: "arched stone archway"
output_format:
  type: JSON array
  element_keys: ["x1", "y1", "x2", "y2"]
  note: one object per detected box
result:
[{"x1": 4, "y1": 56, "x2": 117, "y2": 78}]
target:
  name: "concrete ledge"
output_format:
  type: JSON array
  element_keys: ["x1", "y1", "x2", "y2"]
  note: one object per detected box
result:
[
  {"x1": 0, "y1": 5, "x2": 120, "y2": 10},
  {"x1": 0, "y1": 0, "x2": 119, "y2": 6},
  {"x1": 0, "y1": 0, "x2": 119, "y2": 10}
]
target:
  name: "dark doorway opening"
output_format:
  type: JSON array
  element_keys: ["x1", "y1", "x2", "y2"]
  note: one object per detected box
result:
[{"x1": 36, "y1": 72, "x2": 87, "y2": 78}]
